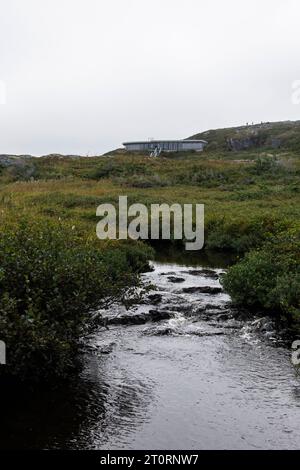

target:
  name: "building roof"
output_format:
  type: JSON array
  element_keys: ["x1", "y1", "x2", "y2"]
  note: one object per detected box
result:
[{"x1": 123, "y1": 139, "x2": 208, "y2": 145}]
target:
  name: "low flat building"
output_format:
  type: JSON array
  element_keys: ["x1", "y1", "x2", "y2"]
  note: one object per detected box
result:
[{"x1": 123, "y1": 139, "x2": 207, "y2": 153}]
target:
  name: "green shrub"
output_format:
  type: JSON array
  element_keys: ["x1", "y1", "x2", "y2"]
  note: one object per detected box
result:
[
  {"x1": 205, "y1": 216, "x2": 286, "y2": 253},
  {"x1": 86, "y1": 159, "x2": 150, "y2": 180},
  {"x1": 119, "y1": 174, "x2": 168, "y2": 188},
  {"x1": 222, "y1": 231, "x2": 300, "y2": 323},
  {"x1": 0, "y1": 218, "x2": 151, "y2": 381},
  {"x1": 249, "y1": 156, "x2": 289, "y2": 176}
]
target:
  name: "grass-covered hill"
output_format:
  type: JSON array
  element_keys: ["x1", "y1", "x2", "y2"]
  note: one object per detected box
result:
[
  {"x1": 190, "y1": 120, "x2": 300, "y2": 152},
  {"x1": 0, "y1": 120, "x2": 299, "y2": 381}
]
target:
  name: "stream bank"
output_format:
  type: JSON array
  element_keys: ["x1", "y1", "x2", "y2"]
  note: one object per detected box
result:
[{"x1": 0, "y1": 252, "x2": 299, "y2": 449}]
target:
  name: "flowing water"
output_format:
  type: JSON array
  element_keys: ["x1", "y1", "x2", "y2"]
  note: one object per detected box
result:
[{"x1": 1, "y1": 254, "x2": 300, "y2": 449}]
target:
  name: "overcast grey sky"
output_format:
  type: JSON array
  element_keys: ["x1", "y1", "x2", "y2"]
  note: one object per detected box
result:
[{"x1": 0, "y1": 0, "x2": 299, "y2": 155}]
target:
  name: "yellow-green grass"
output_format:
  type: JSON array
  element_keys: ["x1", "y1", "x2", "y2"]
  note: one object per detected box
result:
[
  {"x1": 1, "y1": 151, "x2": 299, "y2": 236},
  {"x1": 0, "y1": 161, "x2": 298, "y2": 258},
  {"x1": 0, "y1": 150, "x2": 299, "y2": 332}
]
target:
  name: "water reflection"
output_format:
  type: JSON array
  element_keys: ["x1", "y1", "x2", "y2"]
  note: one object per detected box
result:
[
  {"x1": 0, "y1": 352, "x2": 153, "y2": 449},
  {"x1": 154, "y1": 246, "x2": 236, "y2": 268},
  {"x1": 0, "y1": 257, "x2": 299, "y2": 450}
]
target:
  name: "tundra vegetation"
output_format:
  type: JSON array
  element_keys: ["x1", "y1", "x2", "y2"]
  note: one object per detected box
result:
[{"x1": 0, "y1": 121, "x2": 299, "y2": 380}]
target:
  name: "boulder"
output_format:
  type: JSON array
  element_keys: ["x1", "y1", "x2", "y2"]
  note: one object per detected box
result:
[
  {"x1": 147, "y1": 293, "x2": 163, "y2": 304},
  {"x1": 182, "y1": 286, "x2": 223, "y2": 295},
  {"x1": 106, "y1": 309, "x2": 173, "y2": 326},
  {"x1": 167, "y1": 276, "x2": 185, "y2": 283},
  {"x1": 186, "y1": 269, "x2": 219, "y2": 280}
]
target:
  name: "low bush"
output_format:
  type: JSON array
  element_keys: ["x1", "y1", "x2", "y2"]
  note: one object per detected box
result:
[
  {"x1": 86, "y1": 159, "x2": 151, "y2": 180},
  {"x1": 118, "y1": 174, "x2": 169, "y2": 188},
  {"x1": 205, "y1": 216, "x2": 288, "y2": 253},
  {"x1": 0, "y1": 217, "x2": 152, "y2": 381},
  {"x1": 222, "y1": 230, "x2": 300, "y2": 324},
  {"x1": 248, "y1": 156, "x2": 289, "y2": 176}
]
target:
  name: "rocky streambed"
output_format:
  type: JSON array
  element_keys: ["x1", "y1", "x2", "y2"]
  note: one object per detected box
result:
[
  {"x1": 1, "y1": 257, "x2": 299, "y2": 450},
  {"x1": 98, "y1": 263, "x2": 280, "y2": 339}
]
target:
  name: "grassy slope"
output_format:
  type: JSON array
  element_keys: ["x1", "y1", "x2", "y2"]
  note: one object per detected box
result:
[
  {"x1": 1, "y1": 149, "x2": 299, "y2": 245},
  {"x1": 190, "y1": 120, "x2": 300, "y2": 152},
  {"x1": 0, "y1": 120, "x2": 299, "y2": 327}
]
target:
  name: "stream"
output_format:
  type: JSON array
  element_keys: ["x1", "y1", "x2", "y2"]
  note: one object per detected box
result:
[{"x1": 1, "y1": 253, "x2": 300, "y2": 450}]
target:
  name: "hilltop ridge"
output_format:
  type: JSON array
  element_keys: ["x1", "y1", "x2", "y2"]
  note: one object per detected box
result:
[
  {"x1": 189, "y1": 120, "x2": 300, "y2": 152},
  {"x1": 1, "y1": 120, "x2": 300, "y2": 165}
]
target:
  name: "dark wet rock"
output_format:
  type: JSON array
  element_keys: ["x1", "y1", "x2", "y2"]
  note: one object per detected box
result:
[
  {"x1": 86, "y1": 342, "x2": 116, "y2": 354},
  {"x1": 181, "y1": 286, "x2": 223, "y2": 295},
  {"x1": 215, "y1": 313, "x2": 231, "y2": 321},
  {"x1": 170, "y1": 304, "x2": 195, "y2": 316},
  {"x1": 106, "y1": 309, "x2": 173, "y2": 326},
  {"x1": 194, "y1": 306, "x2": 234, "y2": 321},
  {"x1": 223, "y1": 324, "x2": 242, "y2": 330},
  {"x1": 208, "y1": 321, "x2": 241, "y2": 330},
  {"x1": 192, "y1": 331, "x2": 226, "y2": 337},
  {"x1": 148, "y1": 309, "x2": 174, "y2": 322},
  {"x1": 229, "y1": 306, "x2": 253, "y2": 321},
  {"x1": 144, "y1": 327, "x2": 226, "y2": 337},
  {"x1": 90, "y1": 315, "x2": 110, "y2": 330},
  {"x1": 167, "y1": 276, "x2": 185, "y2": 283},
  {"x1": 223, "y1": 301, "x2": 235, "y2": 309},
  {"x1": 185, "y1": 269, "x2": 219, "y2": 280},
  {"x1": 108, "y1": 314, "x2": 148, "y2": 325},
  {"x1": 147, "y1": 293, "x2": 163, "y2": 305},
  {"x1": 199, "y1": 269, "x2": 217, "y2": 277},
  {"x1": 183, "y1": 269, "x2": 203, "y2": 275},
  {"x1": 160, "y1": 272, "x2": 175, "y2": 276},
  {"x1": 203, "y1": 303, "x2": 224, "y2": 310},
  {"x1": 146, "y1": 327, "x2": 175, "y2": 336},
  {"x1": 99, "y1": 343, "x2": 116, "y2": 354},
  {"x1": 199, "y1": 315, "x2": 211, "y2": 321},
  {"x1": 194, "y1": 306, "x2": 212, "y2": 317}
]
